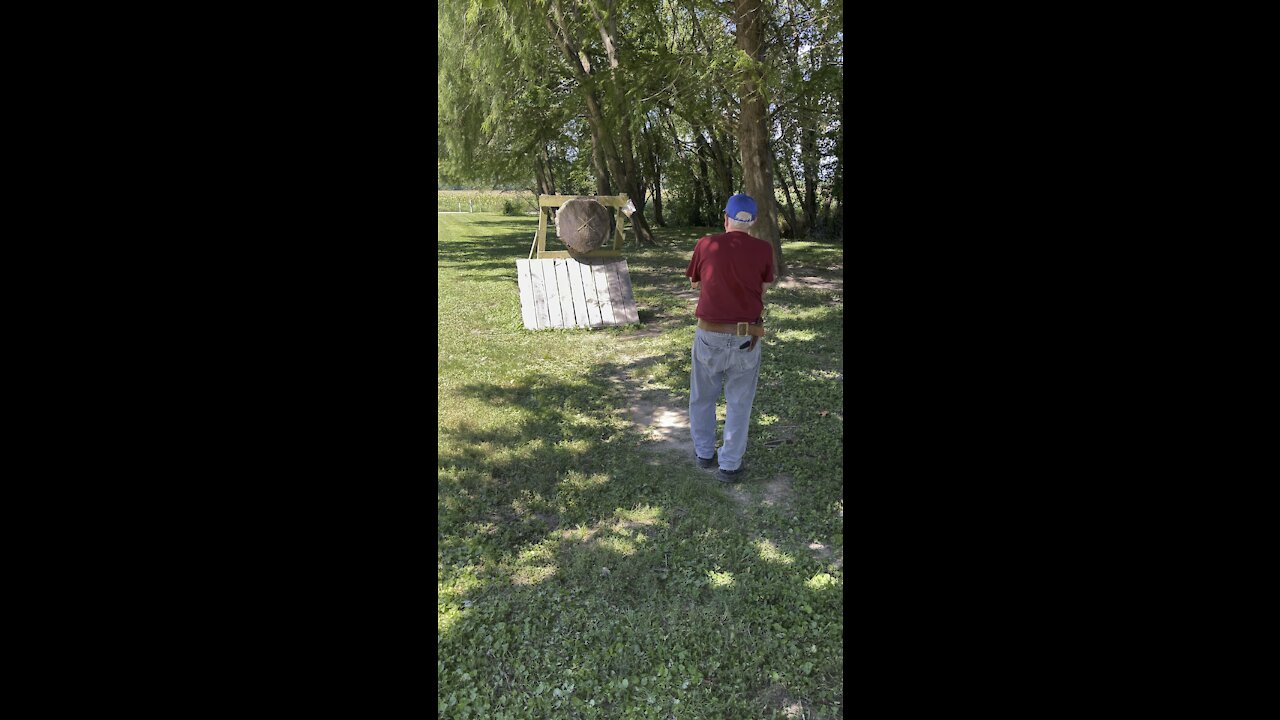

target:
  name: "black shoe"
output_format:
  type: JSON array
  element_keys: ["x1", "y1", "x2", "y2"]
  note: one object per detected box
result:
[
  {"x1": 718, "y1": 466, "x2": 745, "y2": 483},
  {"x1": 696, "y1": 452, "x2": 717, "y2": 469}
]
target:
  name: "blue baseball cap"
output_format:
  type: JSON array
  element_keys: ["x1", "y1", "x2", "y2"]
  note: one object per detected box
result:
[{"x1": 724, "y1": 193, "x2": 757, "y2": 223}]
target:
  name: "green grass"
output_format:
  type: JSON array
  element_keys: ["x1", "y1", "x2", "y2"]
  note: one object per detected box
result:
[{"x1": 438, "y1": 213, "x2": 844, "y2": 719}]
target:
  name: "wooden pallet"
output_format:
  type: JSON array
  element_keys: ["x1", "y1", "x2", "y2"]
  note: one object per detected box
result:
[{"x1": 516, "y1": 257, "x2": 638, "y2": 330}]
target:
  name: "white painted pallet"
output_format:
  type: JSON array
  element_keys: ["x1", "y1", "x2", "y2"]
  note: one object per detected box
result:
[{"x1": 516, "y1": 258, "x2": 638, "y2": 329}]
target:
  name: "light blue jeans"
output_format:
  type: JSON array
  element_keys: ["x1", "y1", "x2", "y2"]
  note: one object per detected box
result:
[{"x1": 689, "y1": 327, "x2": 762, "y2": 471}]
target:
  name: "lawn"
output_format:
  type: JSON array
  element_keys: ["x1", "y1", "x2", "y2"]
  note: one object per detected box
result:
[{"x1": 438, "y1": 212, "x2": 844, "y2": 719}]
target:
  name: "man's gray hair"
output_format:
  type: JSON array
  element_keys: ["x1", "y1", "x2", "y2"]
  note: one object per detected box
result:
[{"x1": 726, "y1": 217, "x2": 755, "y2": 232}]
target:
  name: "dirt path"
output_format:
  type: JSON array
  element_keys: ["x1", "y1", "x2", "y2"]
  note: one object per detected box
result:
[
  {"x1": 612, "y1": 337, "x2": 839, "y2": 569},
  {"x1": 628, "y1": 389, "x2": 695, "y2": 457},
  {"x1": 613, "y1": 335, "x2": 696, "y2": 459},
  {"x1": 776, "y1": 275, "x2": 842, "y2": 292},
  {"x1": 612, "y1": 274, "x2": 835, "y2": 459},
  {"x1": 613, "y1": 267, "x2": 841, "y2": 488},
  {"x1": 613, "y1": 287, "x2": 698, "y2": 459}
]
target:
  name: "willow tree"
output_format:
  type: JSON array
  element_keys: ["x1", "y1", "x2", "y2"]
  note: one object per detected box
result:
[
  {"x1": 438, "y1": 0, "x2": 663, "y2": 245},
  {"x1": 438, "y1": 1, "x2": 553, "y2": 187},
  {"x1": 539, "y1": 0, "x2": 667, "y2": 245},
  {"x1": 438, "y1": 0, "x2": 840, "y2": 255}
]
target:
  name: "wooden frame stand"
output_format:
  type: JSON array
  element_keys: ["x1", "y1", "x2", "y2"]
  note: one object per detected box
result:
[
  {"x1": 535, "y1": 193, "x2": 628, "y2": 259},
  {"x1": 517, "y1": 193, "x2": 638, "y2": 330}
]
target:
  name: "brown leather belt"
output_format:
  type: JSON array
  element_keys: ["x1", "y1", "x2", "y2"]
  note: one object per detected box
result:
[
  {"x1": 697, "y1": 319, "x2": 765, "y2": 337},
  {"x1": 697, "y1": 319, "x2": 763, "y2": 350}
]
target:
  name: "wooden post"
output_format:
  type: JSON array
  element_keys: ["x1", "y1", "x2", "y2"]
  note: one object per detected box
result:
[
  {"x1": 615, "y1": 193, "x2": 628, "y2": 251},
  {"x1": 537, "y1": 205, "x2": 548, "y2": 257}
]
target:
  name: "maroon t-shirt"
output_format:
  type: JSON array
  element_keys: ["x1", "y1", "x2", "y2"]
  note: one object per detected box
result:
[{"x1": 685, "y1": 230, "x2": 776, "y2": 324}]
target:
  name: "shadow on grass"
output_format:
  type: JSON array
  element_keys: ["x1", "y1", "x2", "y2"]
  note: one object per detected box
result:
[
  {"x1": 437, "y1": 345, "x2": 832, "y2": 591},
  {"x1": 438, "y1": 216, "x2": 844, "y2": 717},
  {"x1": 438, "y1": 234, "x2": 535, "y2": 275},
  {"x1": 438, "y1": 362, "x2": 694, "y2": 604}
]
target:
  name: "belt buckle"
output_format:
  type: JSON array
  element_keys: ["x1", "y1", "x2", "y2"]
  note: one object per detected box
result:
[{"x1": 736, "y1": 322, "x2": 748, "y2": 336}]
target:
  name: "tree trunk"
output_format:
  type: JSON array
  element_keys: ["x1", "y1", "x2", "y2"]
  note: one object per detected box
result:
[
  {"x1": 735, "y1": 0, "x2": 784, "y2": 276},
  {"x1": 541, "y1": 147, "x2": 558, "y2": 195},
  {"x1": 580, "y1": 0, "x2": 658, "y2": 246},
  {"x1": 785, "y1": 147, "x2": 807, "y2": 235},
  {"x1": 590, "y1": 133, "x2": 613, "y2": 196},
  {"x1": 694, "y1": 131, "x2": 716, "y2": 224},
  {"x1": 773, "y1": 151, "x2": 799, "y2": 237},
  {"x1": 646, "y1": 126, "x2": 667, "y2": 226},
  {"x1": 690, "y1": 175, "x2": 704, "y2": 225},
  {"x1": 534, "y1": 156, "x2": 548, "y2": 198},
  {"x1": 544, "y1": 5, "x2": 613, "y2": 196},
  {"x1": 800, "y1": 121, "x2": 818, "y2": 233},
  {"x1": 829, "y1": 93, "x2": 843, "y2": 240},
  {"x1": 816, "y1": 122, "x2": 838, "y2": 234},
  {"x1": 708, "y1": 129, "x2": 735, "y2": 206},
  {"x1": 778, "y1": 0, "x2": 809, "y2": 238},
  {"x1": 600, "y1": 103, "x2": 656, "y2": 245}
]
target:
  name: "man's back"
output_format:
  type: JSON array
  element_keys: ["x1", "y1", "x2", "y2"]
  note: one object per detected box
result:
[{"x1": 686, "y1": 230, "x2": 775, "y2": 324}]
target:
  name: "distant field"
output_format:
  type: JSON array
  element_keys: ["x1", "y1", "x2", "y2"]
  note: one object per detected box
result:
[{"x1": 438, "y1": 190, "x2": 538, "y2": 214}]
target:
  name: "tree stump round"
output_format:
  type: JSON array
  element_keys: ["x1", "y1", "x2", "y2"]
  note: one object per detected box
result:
[{"x1": 555, "y1": 197, "x2": 611, "y2": 253}]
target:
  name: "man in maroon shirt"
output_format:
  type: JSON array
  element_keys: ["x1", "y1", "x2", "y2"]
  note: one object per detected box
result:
[{"x1": 685, "y1": 193, "x2": 775, "y2": 482}]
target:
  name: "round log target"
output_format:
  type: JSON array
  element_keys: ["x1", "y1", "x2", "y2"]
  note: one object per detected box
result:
[{"x1": 555, "y1": 197, "x2": 611, "y2": 253}]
